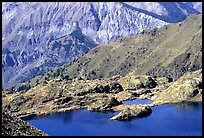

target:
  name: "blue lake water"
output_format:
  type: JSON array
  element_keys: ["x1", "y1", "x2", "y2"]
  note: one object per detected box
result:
[
  {"x1": 122, "y1": 98, "x2": 152, "y2": 105},
  {"x1": 27, "y1": 102, "x2": 202, "y2": 136}
]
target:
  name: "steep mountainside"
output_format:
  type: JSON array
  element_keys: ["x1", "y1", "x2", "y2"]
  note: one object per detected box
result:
[
  {"x1": 2, "y1": 26, "x2": 97, "y2": 88},
  {"x1": 69, "y1": 14, "x2": 202, "y2": 80},
  {"x1": 11, "y1": 14, "x2": 202, "y2": 92},
  {"x1": 64, "y1": 14, "x2": 202, "y2": 80},
  {"x1": 2, "y1": 2, "x2": 202, "y2": 88},
  {"x1": 2, "y1": 111, "x2": 47, "y2": 136}
]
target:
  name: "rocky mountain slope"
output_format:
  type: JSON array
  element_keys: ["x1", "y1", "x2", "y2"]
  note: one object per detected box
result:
[
  {"x1": 56, "y1": 14, "x2": 202, "y2": 80},
  {"x1": 2, "y1": 2, "x2": 202, "y2": 88},
  {"x1": 2, "y1": 111, "x2": 47, "y2": 136},
  {"x1": 11, "y1": 14, "x2": 202, "y2": 92},
  {"x1": 2, "y1": 26, "x2": 97, "y2": 88},
  {"x1": 153, "y1": 69, "x2": 202, "y2": 105}
]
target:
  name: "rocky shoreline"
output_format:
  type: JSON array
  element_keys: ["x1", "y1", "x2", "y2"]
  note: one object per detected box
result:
[
  {"x1": 2, "y1": 69, "x2": 202, "y2": 135},
  {"x1": 3, "y1": 69, "x2": 202, "y2": 122}
]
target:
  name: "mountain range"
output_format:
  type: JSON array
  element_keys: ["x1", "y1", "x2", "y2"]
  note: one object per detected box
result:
[
  {"x1": 2, "y1": 2, "x2": 202, "y2": 88},
  {"x1": 11, "y1": 14, "x2": 202, "y2": 92}
]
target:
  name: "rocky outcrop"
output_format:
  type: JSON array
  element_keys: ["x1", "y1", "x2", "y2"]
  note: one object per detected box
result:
[
  {"x1": 118, "y1": 75, "x2": 158, "y2": 91},
  {"x1": 54, "y1": 96, "x2": 73, "y2": 105},
  {"x1": 91, "y1": 84, "x2": 109, "y2": 93},
  {"x1": 90, "y1": 82, "x2": 123, "y2": 94},
  {"x1": 88, "y1": 96, "x2": 122, "y2": 112},
  {"x1": 108, "y1": 82, "x2": 124, "y2": 93},
  {"x1": 153, "y1": 69, "x2": 202, "y2": 105},
  {"x1": 114, "y1": 91, "x2": 135, "y2": 102},
  {"x1": 110, "y1": 105, "x2": 152, "y2": 121},
  {"x1": 2, "y1": 111, "x2": 47, "y2": 136}
]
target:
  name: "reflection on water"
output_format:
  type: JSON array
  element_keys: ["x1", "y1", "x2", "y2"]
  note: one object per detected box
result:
[
  {"x1": 171, "y1": 102, "x2": 201, "y2": 110},
  {"x1": 53, "y1": 110, "x2": 74, "y2": 124},
  {"x1": 27, "y1": 102, "x2": 202, "y2": 136}
]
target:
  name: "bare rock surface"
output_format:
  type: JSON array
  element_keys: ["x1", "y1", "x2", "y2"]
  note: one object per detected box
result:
[{"x1": 2, "y1": 111, "x2": 47, "y2": 136}]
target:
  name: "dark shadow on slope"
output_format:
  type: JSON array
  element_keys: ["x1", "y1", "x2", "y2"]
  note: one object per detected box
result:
[
  {"x1": 90, "y1": 3, "x2": 101, "y2": 31},
  {"x1": 120, "y1": 2, "x2": 200, "y2": 23},
  {"x1": 158, "y1": 2, "x2": 200, "y2": 22},
  {"x1": 175, "y1": 2, "x2": 201, "y2": 14}
]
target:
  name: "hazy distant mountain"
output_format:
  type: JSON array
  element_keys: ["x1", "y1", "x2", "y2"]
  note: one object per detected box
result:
[{"x1": 2, "y1": 2, "x2": 202, "y2": 88}]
